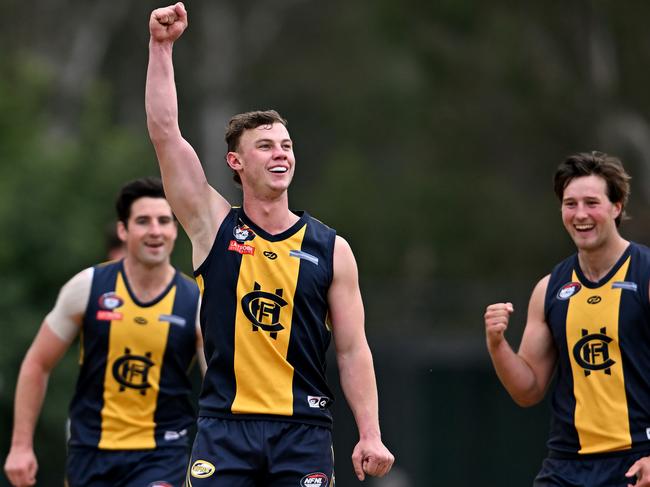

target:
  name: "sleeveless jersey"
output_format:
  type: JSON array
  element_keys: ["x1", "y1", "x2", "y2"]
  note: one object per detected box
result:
[
  {"x1": 195, "y1": 208, "x2": 336, "y2": 427},
  {"x1": 68, "y1": 260, "x2": 200, "y2": 450},
  {"x1": 544, "y1": 242, "x2": 650, "y2": 456}
]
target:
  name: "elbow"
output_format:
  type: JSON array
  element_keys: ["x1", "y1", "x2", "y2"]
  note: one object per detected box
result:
[{"x1": 510, "y1": 390, "x2": 544, "y2": 408}]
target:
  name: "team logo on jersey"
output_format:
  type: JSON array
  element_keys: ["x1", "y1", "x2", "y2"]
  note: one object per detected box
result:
[
  {"x1": 233, "y1": 224, "x2": 256, "y2": 242},
  {"x1": 557, "y1": 282, "x2": 581, "y2": 300},
  {"x1": 112, "y1": 348, "x2": 154, "y2": 394},
  {"x1": 300, "y1": 472, "x2": 329, "y2": 487},
  {"x1": 572, "y1": 327, "x2": 616, "y2": 376},
  {"x1": 241, "y1": 282, "x2": 287, "y2": 339},
  {"x1": 308, "y1": 395, "x2": 331, "y2": 409},
  {"x1": 263, "y1": 251, "x2": 278, "y2": 260},
  {"x1": 190, "y1": 460, "x2": 215, "y2": 478},
  {"x1": 98, "y1": 292, "x2": 124, "y2": 310},
  {"x1": 228, "y1": 240, "x2": 255, "y2": 255},
  {"x1": 587, "y1": 296, "x2": 602, "y2": 304}
]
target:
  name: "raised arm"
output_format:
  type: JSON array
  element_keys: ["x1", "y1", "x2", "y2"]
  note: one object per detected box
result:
[
  {"x1": 484, "y1": 275, "x2": 557, "y2": 407},
  {"x1": 146, "y1": 3, "x2": 230, "y2": 266},
  {"x1": 328, "y1": 236, "x2": 394, "y2": 481}
]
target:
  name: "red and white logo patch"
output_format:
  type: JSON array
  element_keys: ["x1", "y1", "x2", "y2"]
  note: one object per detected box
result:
[
  {"x1": 96, "y1": 310, "x2": 123, "y2": 321},
  {"x1": 300, "y1": 472, "x2": 329, "y2": 487},
  {"x1": 228, "y1": 240, "x2": 255, "y2": 255},
  {"x1": 557, "y1": 282, "x2": 581, "y2": 300}
]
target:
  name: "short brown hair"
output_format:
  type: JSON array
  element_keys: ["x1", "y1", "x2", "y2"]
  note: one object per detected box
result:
[
  {"x1": 225, "y1": 110, "x2": 288, "y2": 184},
  {"x1": 553, "y1": 151, "x2": 631, "y2": 226}
]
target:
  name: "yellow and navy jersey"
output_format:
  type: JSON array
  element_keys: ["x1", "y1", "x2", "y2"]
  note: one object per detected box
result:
[
  {"x1": 69, "y1": 260, "x2": 200, "y2": 450},
  {"x1": 544, "y1": 242, "x2": 650, "y2": 456},
  {"x1": 195, "y1": 208, "x2": 336, "y2": 427}
]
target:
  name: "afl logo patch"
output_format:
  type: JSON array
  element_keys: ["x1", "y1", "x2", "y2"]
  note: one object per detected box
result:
[
  {"x1": 99, "y1": 292, "x2": 124, "y2": 310},
  {"x1": 557, "y1": 282, "x2": 581, "y2": 300},
  {"x1": 301, "y1": 472, "x2": 329, "y2": 487},
  {"x1": 233, "y1": 224, "x2": 256, "y2": 242},
  {"x1": 190, "y1": 460, "x2": 215, "y2": 478}
]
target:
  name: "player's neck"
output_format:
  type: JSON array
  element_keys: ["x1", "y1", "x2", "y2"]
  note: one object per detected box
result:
[
  {"x1": 577, "y1": 236, "x2": 629, "y2": 282},
  {"x1": 242, "y1": 195, "x2": 299, "y2": 236},
  {"x1": 122, "y1": 257, "x2": 175, "y2": 302}
]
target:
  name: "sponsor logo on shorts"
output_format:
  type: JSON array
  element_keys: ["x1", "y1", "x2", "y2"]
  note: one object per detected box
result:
[
  {"x1": 308, "y1": 395, "x2": 331, "y2": 409},
  {"x1": 147, "y1": 482, "x2": 172, "y2": 487},
  {"x1": 300, "y1": 472, "x2": 329, "y2": 486},
  {"x1": 191, "y1": 460, "x2": 216, "y2": 478},
  {"x1": 164, "y1": 429, "x2": 187, "y2": 441},
  {"x1": 99, "y1": 292, "x2": 124, "y2": 310},
  {"x1": 557, "y1": 282, "x2": 581, "y2": 300},
  {"x1": 228, "y1": 240, "x2": 255, "y2": 255},
  {"x1": 96, "y1": 310, "x2": 123, "y2": 321}
]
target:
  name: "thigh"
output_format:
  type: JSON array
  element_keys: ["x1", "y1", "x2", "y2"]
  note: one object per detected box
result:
[
  {"x1": 265, "y1": 422, "x2": 334, "y2": 487},
  {"x1": 534, "y1": 453, "x2": 647, "y2": 487},
  {"x1": 66, "y1": 448, "x2": 121, "y2": 487},
  {"x1": 186, "y1": 417, "x2": 262, "y2": 487},
  {"x1": 123, "y1": 448, "x2": 189, "y2": 487}
]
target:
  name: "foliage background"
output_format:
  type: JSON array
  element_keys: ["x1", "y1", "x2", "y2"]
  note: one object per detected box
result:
[{"x1": 3, "y1": 1, "x2": 650, "y2": 485}]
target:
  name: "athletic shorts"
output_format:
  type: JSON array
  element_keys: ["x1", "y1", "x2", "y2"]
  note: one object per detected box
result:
[
  {"x1": 65, "y1": 446, "x2": 189, "y2": 487},
  {"x1": 185, "y1": 417, "x2": 335, "y2": 487},
  {"x1": 533, "y1": 449, "x2": 650, "y2": 487}
]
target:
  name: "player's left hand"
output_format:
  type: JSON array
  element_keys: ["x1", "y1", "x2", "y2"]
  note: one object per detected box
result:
[
  {"x1": 626, "y1": 455, "x2": 650, "y2": 486},
  {"x1": 351, "y1": 437, "x2": 394, "y2": 481}
]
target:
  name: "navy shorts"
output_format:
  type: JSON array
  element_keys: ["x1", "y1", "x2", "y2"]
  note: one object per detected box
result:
[
  {"x1": 186, "y1": 417, "x2": 334, "y2": 487},
  {"x1": 533, "y1": 450, "x2": 650, "y2": 487},
  {"x1": 65, "y1": 446, "x2": 189, "y2": 487}
]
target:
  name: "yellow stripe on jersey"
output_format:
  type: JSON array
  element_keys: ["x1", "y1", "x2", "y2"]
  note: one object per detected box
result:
[
  {"x1": 231, "y1": 226, "x2": 306, "y2": 415},
  {"x1": 567, "y1": 257, "x2": 631, "y2": 454},
  {"x1": 195, "y1": 274, "x2": 205, "y2": 296},
  {"x1": 98, "y1": 273, "x2": 175, "y2": 449}
]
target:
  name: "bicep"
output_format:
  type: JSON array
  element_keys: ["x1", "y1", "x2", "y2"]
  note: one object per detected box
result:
[
  {"x1": 25, "y1": 321, "x2": 73, "y2": 372},
  {"x1": 45, "y1": 268, "x2": 91, "y2": 343},
  {"x1": 328, "y1": 236, "x2": 366, "y2": 354},
  {"x1": 518, "y1": 275, "x2": 557, "y2": 391}
]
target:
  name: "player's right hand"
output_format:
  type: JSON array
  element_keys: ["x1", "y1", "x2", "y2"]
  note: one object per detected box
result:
[
  {"x1": 484, "y1": 302, "x2": 514, "y2": 349},
  {"x1": 149, "y1": 3, "x2": 188, "y2": 43},
  {"x1": 4, "y1": 448, "x2": 38, "y2": 487}
]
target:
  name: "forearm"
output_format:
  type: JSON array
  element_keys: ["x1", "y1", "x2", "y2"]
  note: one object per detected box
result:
[
  {"x1": 487, "y1": 339, "x2": 543, "y2": 407},
  {"x1": 338, "y1": 344, "x2": 381, "y2": 439},
  {"x1": 10, "y1": 359, "x2": 50, "y2": 450},
  {"x1": 146, "y1": 40, "x2": 180, "y2": 146}
]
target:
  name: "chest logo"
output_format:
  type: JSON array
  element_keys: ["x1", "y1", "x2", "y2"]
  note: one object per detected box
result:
[
  {"x1": 233, "y1": 224, "x2": 256, "y2": 242},
  {"x1": 557, "y1": 282, "x2": 581, "y2": 300},
  {"x1": 98, "y1": 292, "x2": 124, "y2": 310},
  {"x1": 241, "y1": 282, "x2": 287, "y2": 339},
  {"x1": 587, "y1": 296, "x2": 602, "y2": 304},
  {"x1": 112, "y1": 348, "x2": 154, "y2": 394},
  {"x1": 572, "y1": 327, "x2": 616, "y2": 376},
  {"x1": 263, "y1": 251, "x2": 278, "y2": 260}
]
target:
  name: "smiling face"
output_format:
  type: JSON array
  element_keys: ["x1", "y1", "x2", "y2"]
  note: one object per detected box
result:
[
  {"x1": 226, "y1": 122, "x2": 295, "y2": 197},
  {"x1": 561, "y1": 174, "x2": 622, "y2": 252},
  {"x1": 118, "y1": 197, "x2": 177, "y2": 267}
]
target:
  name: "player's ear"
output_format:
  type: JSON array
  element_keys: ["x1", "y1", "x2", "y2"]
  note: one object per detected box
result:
[
  {"x1": 226, "y1": 152, "x2": 242, "y2": 171},
  {"x1": 117, "y1": 221, "x2": 128, "y2": 242}
]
